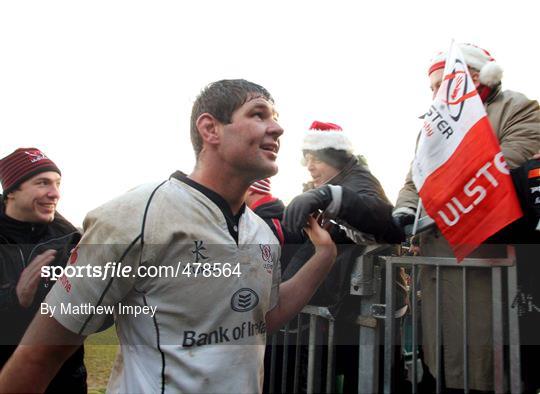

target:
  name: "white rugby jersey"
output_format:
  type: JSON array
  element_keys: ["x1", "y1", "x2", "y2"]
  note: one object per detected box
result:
[{"x1": 46, "y1": 172, "x2": 281, "y2": 394}]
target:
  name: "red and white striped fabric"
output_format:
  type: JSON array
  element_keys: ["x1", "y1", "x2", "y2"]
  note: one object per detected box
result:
[{"x1": 412, "y1": 42, "x2": 522, "y2": 261}]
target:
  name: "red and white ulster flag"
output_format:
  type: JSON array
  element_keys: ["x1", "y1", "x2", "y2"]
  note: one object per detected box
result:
[{"x1": 412, "y1": 42, "x2": 522, "y2": 261}]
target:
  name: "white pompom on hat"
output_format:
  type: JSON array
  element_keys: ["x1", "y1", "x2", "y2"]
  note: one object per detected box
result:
[
  {"x1": 301, "y1": 121, "x2": 354, "y2": 153},
  {"x1": 428, "y1": 43, "x2": 503, "y2": 87}
]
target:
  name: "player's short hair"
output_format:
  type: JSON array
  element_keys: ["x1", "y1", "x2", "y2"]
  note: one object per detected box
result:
[{"x1": 190, "y1": 79, "x2": 274, "y2": 158}]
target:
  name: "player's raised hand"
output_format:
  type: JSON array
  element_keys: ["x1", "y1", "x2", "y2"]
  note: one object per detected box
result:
[{"x1": 303, "y1": 215, "x2": 336, "y2": 258}]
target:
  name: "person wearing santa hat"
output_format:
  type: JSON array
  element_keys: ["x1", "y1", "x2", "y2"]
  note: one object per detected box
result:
[
  {"x1": 282, "y1": 120, "x2": 407, "y2": 392},
  {"x1": 394, "y1": 43, "x2": 540, "y2": 392},
  {"x1": 284, "y1": 120, "x2": 404, "y2": 244}
]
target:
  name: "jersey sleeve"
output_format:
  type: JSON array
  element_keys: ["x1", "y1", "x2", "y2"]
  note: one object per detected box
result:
[{"x1": 45, "y1": 197, "x2": 146, "y2": 336}]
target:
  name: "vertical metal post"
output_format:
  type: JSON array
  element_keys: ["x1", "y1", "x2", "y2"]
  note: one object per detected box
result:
[
  {"x1": 435, "y1": 265, "x2": 442, "y2": 394},
  {"x1": 463, "y1": 267, "x2": 469, "y2": 394},
  {"x1": 307, "y1": 315, "x2": 317, "y2": 393},
  {"x1": 269, "y1": 333, "x2": 278, "y2": 394},
  {"x1": 383, "y1": 260, "x2": 395, "y2": 394},
  {"x1": 326, "y1": 320, "x2": 335, "y2": 393},
  {"x1": 506, "y1": 260, "x2": 522, "y2": 394},
  {"x1": 492, "y1": 267, "x2": 505, "y2": 394},
  {"x1": 411, "y1": 263, "x2": 418, "y2": 394},
  {"x1": 282, "y1": 323, "x2": 290, "y2": 393},
  {"x1": 293, "y1": 314, "x2": 302, "y2": 394},
  {"x1": 358, "y1": 263, "x2": 381, "y2": 394}
]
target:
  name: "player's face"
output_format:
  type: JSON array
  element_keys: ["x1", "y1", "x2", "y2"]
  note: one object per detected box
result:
[
  {"x1": 5, "y1": 171, "x2": 61, "y2": 223},
  {"x1": 305, "y1": 153, "x2": 340, "y2": 187},
  {"x1": 220, "y1": 96, "x2": 283, "y2": 180}
]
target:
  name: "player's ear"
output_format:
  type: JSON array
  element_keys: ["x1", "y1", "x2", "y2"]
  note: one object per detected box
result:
[{"x1": 196, "y1": 113, "x2": 221, "y2": 146}]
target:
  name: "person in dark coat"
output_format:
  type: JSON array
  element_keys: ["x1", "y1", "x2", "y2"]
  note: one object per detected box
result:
[
  {"x1": 281, "y1": 121, "x2": 406, "y2": 393},
  {"x1": 283, "y1": 121, "x2": 404, "y2": 307},
  {"x1": 0, "y1": 147, "x2": 86, "y2": 393}
]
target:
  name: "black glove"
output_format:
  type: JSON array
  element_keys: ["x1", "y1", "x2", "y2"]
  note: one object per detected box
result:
[
  {"x1": 283, "y1": 186, "x2": 333, "y2": 232},
  {"x1": 392, "y1": 210, "x2": 415, "y2": 229}
]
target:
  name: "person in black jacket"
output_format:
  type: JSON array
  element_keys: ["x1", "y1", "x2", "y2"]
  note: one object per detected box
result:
[
  {"x1": 283, "y1": 121, "x2": 404, "y2": 299},
  {"x1": 282, "y1": 121, "x2": 406, "y2": 393},
  {"x1": 284, "y1": 121, "x2": 404, "y2": 245},
  {"x1": 0, "y1": 147, "x2": 86, "y2": 393}
]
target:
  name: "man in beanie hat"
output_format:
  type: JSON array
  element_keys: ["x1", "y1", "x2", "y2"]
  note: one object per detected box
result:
[
  {"x1": 282, "y1": 121, "x2": 405, "y2": 392},
  {"x1": 0, "y1": 148, "x2": 87, "y2": 392},
  {"x1": 0, "y1": 80, "x2": 338, "y2": 393},
  {"x1": 394, "y1": 43, "x2": 540, "y2": 391}
]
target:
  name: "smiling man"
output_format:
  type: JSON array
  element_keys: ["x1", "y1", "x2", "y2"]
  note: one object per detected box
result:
[
  {"x1": 0, "y1": 148, "x2": 86, "y2": 393},
  {"x1": 0, "y1": 80, "x2": 337, "y2": 394}
]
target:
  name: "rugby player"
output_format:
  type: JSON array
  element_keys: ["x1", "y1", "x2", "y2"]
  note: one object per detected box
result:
[{"x1": 0, "y1": 79, "x2": 337, "y2": 393}]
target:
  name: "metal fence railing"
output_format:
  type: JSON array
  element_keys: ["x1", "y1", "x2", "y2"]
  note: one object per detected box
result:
[
  {"x1": 380, "y1": 245, "x2": 520, "y2": 394},
  {"x1": 265, "y1": 245, "x2": 521, "y2": 394},
  {"x1": 266, "y1": 305, "x2": 336, "y2": 394}
]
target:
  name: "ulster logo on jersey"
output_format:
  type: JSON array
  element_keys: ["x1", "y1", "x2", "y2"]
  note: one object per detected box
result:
[
  {"x1": 259, "y1": 244, "x2": 274, "y2": 273},
  {"x1": 231, "y1": 288, "x2": 259, "y2": 312}
]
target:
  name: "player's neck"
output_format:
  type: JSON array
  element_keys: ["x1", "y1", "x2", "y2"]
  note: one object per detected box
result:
[{"x1": 189, "y1": 167, "x2": 249, "y2": 215}]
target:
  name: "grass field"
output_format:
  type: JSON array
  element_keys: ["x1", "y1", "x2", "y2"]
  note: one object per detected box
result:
[{"x1": 84, "y1": 326, "x2": 119, "y2": 394}]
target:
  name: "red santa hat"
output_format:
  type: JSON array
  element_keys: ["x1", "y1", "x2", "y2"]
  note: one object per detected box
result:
[
  {"x1": 301, "y1": 121, "x2": 354, "y2": 153},
  {"x1": 249, "y1": 178, "x2": 272, "y2": 195},
  {"x1": 428, "y1": 43, "x2": 503, "y2": 87}
]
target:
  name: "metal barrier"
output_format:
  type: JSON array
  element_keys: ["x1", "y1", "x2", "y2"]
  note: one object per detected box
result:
[
  {"x1": 266, "y1": 245, "x2": 521, "y2": 394},
  {"x1": 267, "y1": 305, "x2": 337, "y2": 393},
  {"x1": 381, "y1": 245, "x2": 520, "y2": 394}
]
